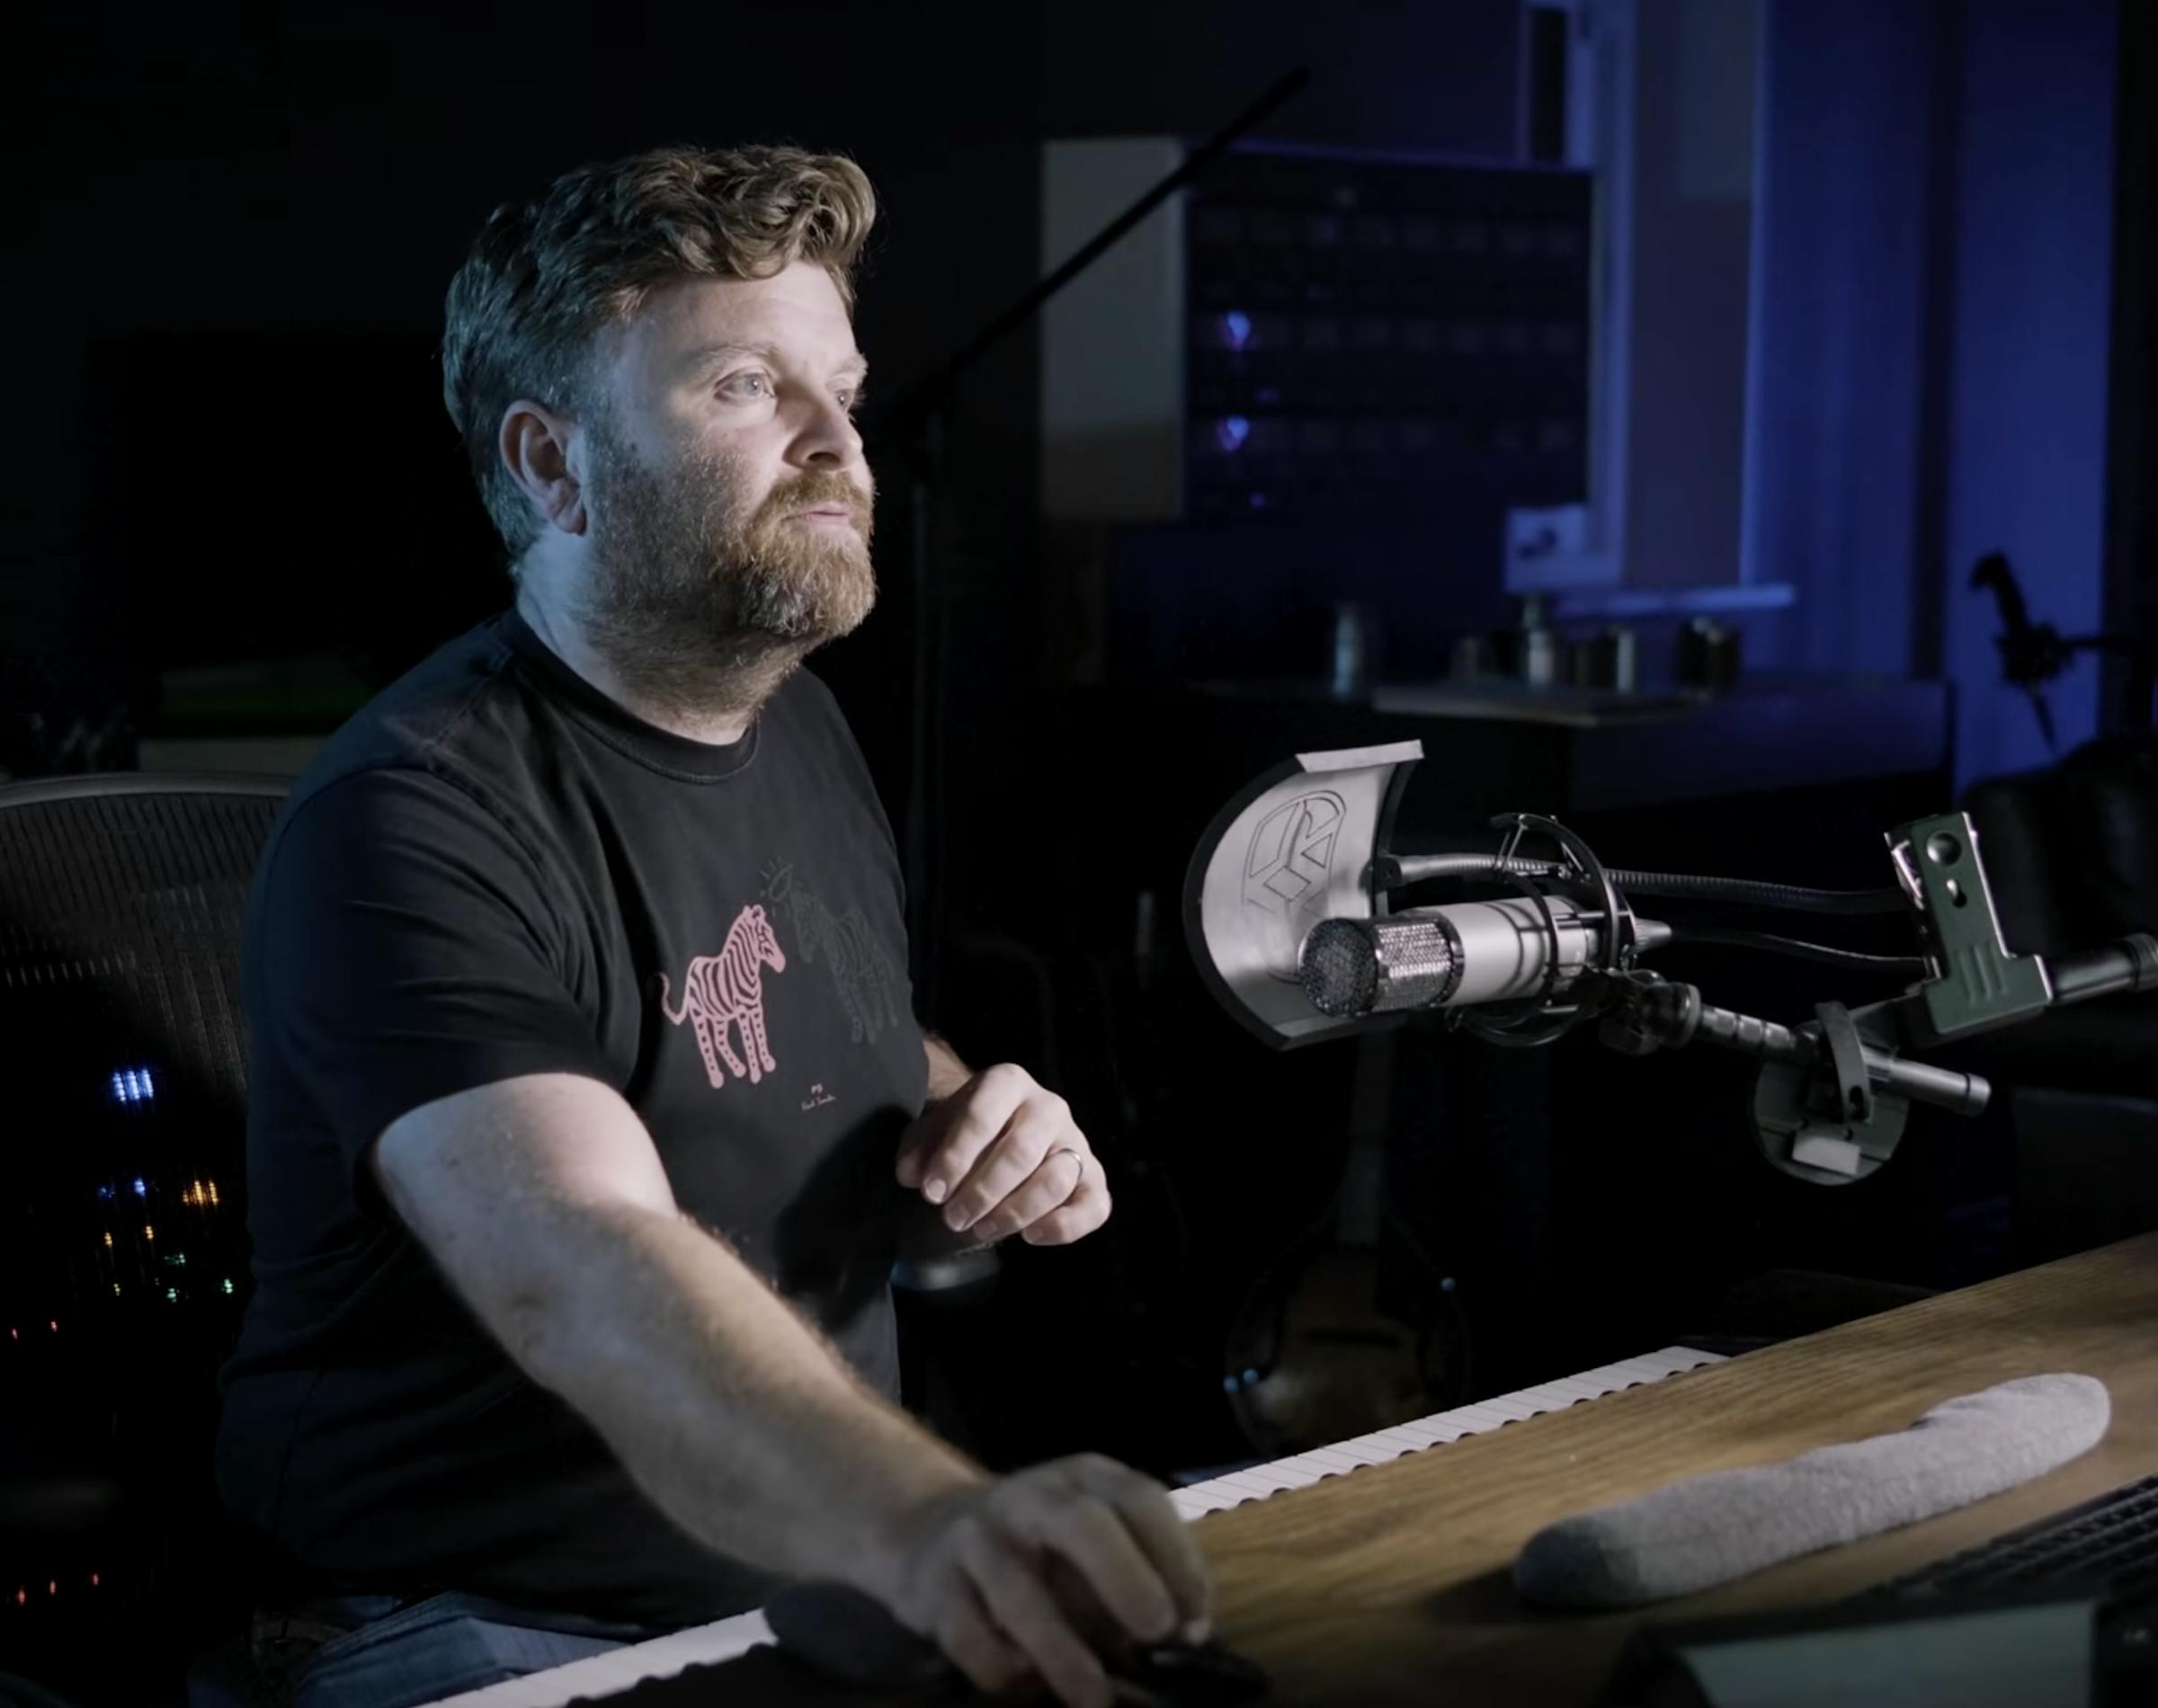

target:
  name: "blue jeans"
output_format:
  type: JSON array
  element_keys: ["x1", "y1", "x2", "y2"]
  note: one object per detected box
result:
[{"x1": 264, "y1": 1592, "x2": 667, "y2": 1708}]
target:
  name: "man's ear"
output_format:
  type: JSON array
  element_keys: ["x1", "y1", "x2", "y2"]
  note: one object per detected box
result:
[{"x1": 500, "y1": 400, "x2": 589, "y2": 537}]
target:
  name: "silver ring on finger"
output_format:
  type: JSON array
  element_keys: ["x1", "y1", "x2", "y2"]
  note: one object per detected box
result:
[{"x1": 1047, "y1": 1145, "x2": 1085, "y2": 1186}]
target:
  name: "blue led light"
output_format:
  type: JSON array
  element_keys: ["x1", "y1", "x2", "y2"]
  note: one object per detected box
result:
[
  {"x1": 1216, "y1": 415, "x2": 1252, "y2": 453},
  {"x1": 1224, "y1": 309, "x2": 1253, "y2": 350},
  {"x1": 110, "y1": 1067, "x2": 156, "y2": 1104},
  {"x1": 131, "y1": 1178, "x2": 147, "y2": 1199},
  {"x1": 95, "y1": 1185, "x2": 114, "y2": 1202}
]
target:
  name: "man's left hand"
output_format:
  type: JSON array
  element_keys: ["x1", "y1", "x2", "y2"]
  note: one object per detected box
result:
[{"x1": 895, "y1": 1064, "x2": 1110, "y2": 1247}]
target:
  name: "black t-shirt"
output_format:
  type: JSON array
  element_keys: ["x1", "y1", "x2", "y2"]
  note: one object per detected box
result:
[{"x1": 216, "y1": 610, "x2": 926, "y2": 1626}]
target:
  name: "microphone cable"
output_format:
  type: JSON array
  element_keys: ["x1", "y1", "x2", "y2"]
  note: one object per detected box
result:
[{"x1": 1379, "y1": 853, "x2": 1907, "y2": 917}]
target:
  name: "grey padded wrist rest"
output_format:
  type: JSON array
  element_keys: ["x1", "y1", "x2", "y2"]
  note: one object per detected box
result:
[{"x1": 1514, "y1": 1373, "x2": 2111, "y2": 1609}]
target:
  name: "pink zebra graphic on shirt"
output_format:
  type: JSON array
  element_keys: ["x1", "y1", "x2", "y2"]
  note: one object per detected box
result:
[{"x1": 658, "y1": 903, "x2": 787, "y2": 1090}]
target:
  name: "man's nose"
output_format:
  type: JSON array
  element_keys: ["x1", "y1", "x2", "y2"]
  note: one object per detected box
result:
[{"x1": 790, "y1": 394, "x2": 865, "y2": 470}]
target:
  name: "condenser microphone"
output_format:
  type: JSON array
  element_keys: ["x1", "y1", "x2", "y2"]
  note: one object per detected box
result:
[{"x1": 1297, "y1": 899, "x2": 1672, "y2": 1018}]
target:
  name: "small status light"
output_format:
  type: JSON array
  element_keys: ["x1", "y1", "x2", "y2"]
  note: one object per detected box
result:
[
  {"x1": 89, "y1": 1572, "x2": 99, "y2": 1588},
  {"x1": 208, "y1": 1181, "x2": 220, "y2": 1207},
  {"x1": 112, "y1": 1285, "x2": 120, "y2": 1296},
  {"x1": 165, "y1": 1287, "x2": 179, "y2": 1303},
  {"x1": 103, "y1": 1232, "x2": 113, "y2": 1249},
  {"x1": 48, "y1": 1321, "x2": 56, "y2": 1334},
  {"x1": 144, "y1": 1225, "x2": 155, "y2": 1241},
  {"x1": 220, "y1": 1278, "x2": 235, "y2": 1295},
  {"x1": 47, "y1": 1580, "x2": 56, "y2": 1597},
  {"x1": 132, "y1": 1178, "x2": 147, "y2": 1199},
  {"x1": 13, "y1": 1588, "x2": 23, "y2": 1607},
  {"x1": 110, "y1": 1068, "x2": 156, "y2": 1104},
  {"x1": 95, "y1": 1185, "x2": 114, "y2": 1202}
]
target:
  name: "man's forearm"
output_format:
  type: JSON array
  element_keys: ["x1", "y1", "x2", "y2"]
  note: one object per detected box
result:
[{"x1": 512, "y1": 1197, "x2": 979, "y2": 1588}]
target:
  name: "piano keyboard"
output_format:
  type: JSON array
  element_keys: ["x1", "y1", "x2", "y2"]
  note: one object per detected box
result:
[
  {"x1": 1168, "y1": 1343, "x2": 1723, "y2": 1518},
  {"x1": 422, "y1": 1344, "x2": 1725, "y2": 1708}
]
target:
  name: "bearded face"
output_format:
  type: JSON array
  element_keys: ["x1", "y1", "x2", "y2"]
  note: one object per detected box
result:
[{"x1": 571, "y1": 407, "x2": 876, "y2": 716}]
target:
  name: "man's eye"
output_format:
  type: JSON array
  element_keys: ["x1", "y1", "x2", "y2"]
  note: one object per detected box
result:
[
  {"x1": 837, "y1": 386, "x2": 866, "y2": 414},
  {"x1": 719, "y1": 371, "x2": 773, "y2": 401}
]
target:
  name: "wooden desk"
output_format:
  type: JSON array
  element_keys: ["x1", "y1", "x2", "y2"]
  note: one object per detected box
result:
[
  {"x1": 519, "y1": 1236, "x2": 2156, "y2": 1707},
  {"x1": 1202, "y1": 1232, "x2": 2158, "y2": 1705}
]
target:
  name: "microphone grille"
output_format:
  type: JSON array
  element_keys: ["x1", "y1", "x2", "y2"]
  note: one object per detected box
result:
[
  {"x1": 1299, "y1": 913, "x2": 1463, "y2": 1018},
  {"x1": 1299, "y1": 918, "x2": 1381, "y2": 1016}
]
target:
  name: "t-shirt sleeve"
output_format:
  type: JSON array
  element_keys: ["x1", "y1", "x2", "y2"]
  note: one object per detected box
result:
[{"x1": 249, "y1": 764, "x2": 615, "y2": 1191}]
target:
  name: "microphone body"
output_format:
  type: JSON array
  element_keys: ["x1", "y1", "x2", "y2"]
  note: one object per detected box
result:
[{"x1": 1299, "y1": 898, "x2": 1665, "y2": 1017}]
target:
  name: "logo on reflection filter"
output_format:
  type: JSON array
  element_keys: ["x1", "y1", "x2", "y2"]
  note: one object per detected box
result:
[{"x1": 1242, "y1": 791, "x2": 1345, "y2": 983}]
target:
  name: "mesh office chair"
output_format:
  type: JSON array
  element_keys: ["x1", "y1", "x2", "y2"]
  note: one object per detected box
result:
[
  {"x1": 1957, "y1": 734, "x2": 2158, "y2": 1263},
  {"x1": 0, "y1": 775, "x2": 288, "y2": 1707}
]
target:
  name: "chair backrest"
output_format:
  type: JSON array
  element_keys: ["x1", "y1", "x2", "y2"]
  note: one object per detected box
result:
[
  {"x1": 1963, "y1": 734, "x2": 2158, "y2": 958},
  {"x1": 0, "y1": 774, "x2": 288, "y2": 1700},
  {"x1": 1961, "y1": 765, "x2": 2074, "y2": 956}
]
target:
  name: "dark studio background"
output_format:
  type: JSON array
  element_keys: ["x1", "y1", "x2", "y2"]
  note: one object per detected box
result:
[{"x1": 3, "y1": 1, "x2": 2156, "y2": 1700}]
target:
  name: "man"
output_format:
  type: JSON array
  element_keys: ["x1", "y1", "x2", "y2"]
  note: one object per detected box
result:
[{"x1": 215, "y1": 144, "x2": 1209, "y2": 1708}]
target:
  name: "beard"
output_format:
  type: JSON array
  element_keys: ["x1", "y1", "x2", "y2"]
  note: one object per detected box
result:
[{"x1": 572, "y1": 415, "x2": 876, "y2": 721}]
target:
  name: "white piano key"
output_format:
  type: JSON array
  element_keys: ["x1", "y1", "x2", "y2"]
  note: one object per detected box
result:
[
  {"x1": 1384, "y1": 1419, "x2": 1472, "y2": 1447},
  {"x1": 1446, "y1": 1399, "x2": 1532, "y2": 1427},
  {"x1": 1582, "y1": 1356, "x2": 1675, "y2": 1387},
  {"x1": 423, "y1": 1610, "x2": 773, "y2": 1708},
  {"x1": 1322, "y1": 1437, "x2": 1402, "y2": 1467},
  {"x1": 1227, "y1": 1460, "x2": 1325, "y2": 1492},
  {"x1": 1627, "y1": 1348, "x2": 1723, "y2": 1381},
  {"x1": 1347, "y1": 1428, "x2": 1428, "y2": 1458},
  {"x1": 1173, "y1": 1487, "x2": 1246, "y2": 1514},
  {"x1": 1193, "y1": 1471, "x2": 1271, "y2": 1498},
  {"x1": 1244, "y1": 1458, "x2": 1330, "y2": 1490},
  {"x1": 1508, "y1": 1383, "x2": 1597, "y2": 1417},
  {"x1": 1209, "y1": 1466, "x2": 1309, "y2": 1498},
  {"x1": 1363, "y1": 1428, "x2": 1437, "y2": 1455},
  {"x1": 1599, "y1": 1363, "x2": 1674, "y2": 1389},
  {"x1": 1390, "y1": 1404, "x2": 1512, "y2": 1444}
]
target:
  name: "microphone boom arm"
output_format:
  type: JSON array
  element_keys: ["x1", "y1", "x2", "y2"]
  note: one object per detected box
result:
[{"x1": 1187, "y1": 743, "x2": 2158, "y2": 1187}]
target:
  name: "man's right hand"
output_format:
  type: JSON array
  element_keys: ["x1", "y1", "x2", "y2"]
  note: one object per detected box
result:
[{"x1": 866, "y1": 1454, "x2": 1214, "y2": 1708}]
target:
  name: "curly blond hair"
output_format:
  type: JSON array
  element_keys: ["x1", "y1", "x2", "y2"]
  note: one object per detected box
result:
[{"x1": 441, "y1": 144, "x2": 878, "y2": 560}]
